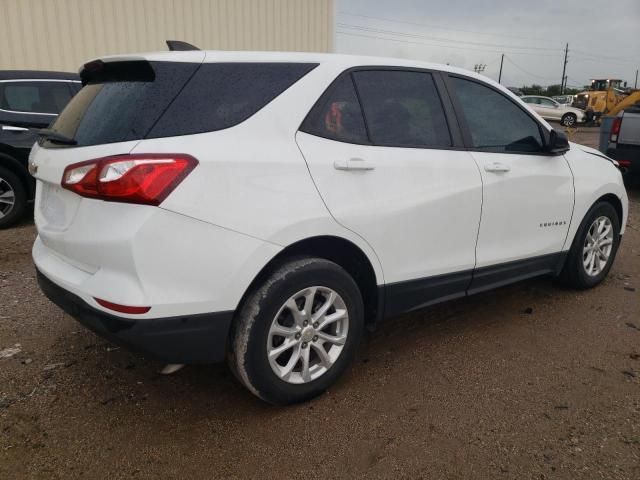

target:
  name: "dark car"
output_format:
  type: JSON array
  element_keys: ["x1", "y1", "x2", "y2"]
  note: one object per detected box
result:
[{"x1": 0, "y1": 71, "x2": 81, "y2": 228}]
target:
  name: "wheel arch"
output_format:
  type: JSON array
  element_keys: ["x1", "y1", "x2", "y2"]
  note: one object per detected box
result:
[
  {"x1": 566, "y1": 192, "x2": 625, "y2": 252},
  {"x1": 236, "y1": 235, "x2": 382, "y2": 327},
  {"x1": 596, "y1": 193, "x2": 623, "y2": 230},
  {"x1": 0, "y1": 150, "x2": 34, "y2": 198}
]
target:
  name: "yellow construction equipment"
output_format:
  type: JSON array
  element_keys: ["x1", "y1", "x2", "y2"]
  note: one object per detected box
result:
[{"x1": 573, "y1": 78, "x2": 640, "y2": 121}]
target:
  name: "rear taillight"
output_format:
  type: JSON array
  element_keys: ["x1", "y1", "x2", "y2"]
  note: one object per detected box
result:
[
  {"x1": 61, "y1": 154, "x2": 198, "y2": 205},
  {"x1": 610, "y1": 117, "x2": 622, "y2": 143}
]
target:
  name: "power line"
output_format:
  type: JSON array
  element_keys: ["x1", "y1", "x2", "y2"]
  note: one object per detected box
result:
[
  {"x1": 336, "y1": 31, "x2": 563, "y2": 58},
  {"x1": 338, "y1": 11, "x2": 557, "y2": 44},
  {"x1": 338, "y1": 23, "x2": 562, "y2": 52},
  {"x1": 569, "y1": 54, "x2": 638, "y2": 68},
  {"x1": 503, "y1": 55, "x2": 558, "y2": 81},
  {"x1": 571, "y1": 49, "x2": 636, "y2": 62}
]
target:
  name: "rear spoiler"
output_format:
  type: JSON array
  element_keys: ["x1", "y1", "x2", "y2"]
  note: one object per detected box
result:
[
  {"x1": 80, "y1": 59, "x2": 155, "y2": 85},
  {"x1": 166, "y1": 40, "x2": 200, "y2": 51}
]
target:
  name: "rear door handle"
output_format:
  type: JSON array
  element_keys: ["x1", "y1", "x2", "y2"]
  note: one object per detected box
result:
[
  {"x1": 333, "y1": 157, "x2": 375, "y2": 171},
  {"x1": 1, "y1": 125, "x2": 29, "y2": 132},
  {"x1": 484, "y1": 162, "x2": 511, "y2": 173}
]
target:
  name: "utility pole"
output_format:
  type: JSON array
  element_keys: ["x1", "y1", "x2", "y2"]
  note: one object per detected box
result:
[
  {"x1": 560, "y1": 43, "x2": 568, "y2": 95},
  {"x1": 473, "y1": 64, "x2": 486, "y2": 74},
  {"x1": 498, "y1": 54, "x2": 504, "y2": 84},
  {"x1": 635, "y1": 69, "x2": 638, "y2": 89}
]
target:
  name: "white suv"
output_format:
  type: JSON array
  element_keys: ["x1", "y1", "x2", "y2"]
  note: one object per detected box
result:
[{"x1": 31, "y1": 51, "x2": 628, "y2": 404}]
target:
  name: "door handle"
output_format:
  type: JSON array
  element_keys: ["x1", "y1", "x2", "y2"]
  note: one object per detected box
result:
[
  {"x1": 333, "y1": 157, "x2": 375, "y2": 171},
  {"x1": 1, "y1": 125, "x2": 29, "y2": 132},
  {"x1": 484, "y1": 162, "x2": 511, "y2": 173}
]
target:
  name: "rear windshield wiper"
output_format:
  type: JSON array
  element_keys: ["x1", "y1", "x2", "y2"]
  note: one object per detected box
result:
[{"x1": 38, "y1": 128, "x2": 77, "y2": 145}]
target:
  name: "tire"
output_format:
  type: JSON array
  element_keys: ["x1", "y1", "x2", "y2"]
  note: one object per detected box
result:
[
  {"x1": 0, "y1": 166, "x2": 27, "y2": 229},
  {"x1": 229, "y1": 257, "x2": 364, "y2": 405},
  {"x1": 561, "y1": 113, "x2": 577, "y2": 127},
  {"x1": 559, "y1": 201, "x2": 621, "y2": 289}
]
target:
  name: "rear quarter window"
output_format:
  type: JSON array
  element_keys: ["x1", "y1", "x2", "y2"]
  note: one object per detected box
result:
[{"x1": 148, "y1": 63, "x2": 317, "y2": 138}]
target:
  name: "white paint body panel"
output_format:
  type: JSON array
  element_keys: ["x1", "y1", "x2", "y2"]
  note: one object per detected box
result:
[
  {"x1": 296, "y1": 132, "x2": 482, "y2": 282},
  {"x1": 30, "y1": 51, "x2": 628, "y2": 321},
  {"x1": 471, "y1": 151, "x2": 574, "y2": 267},
  {"x1": 563, "y1": 143, "x2": 628, "y2": 243}
]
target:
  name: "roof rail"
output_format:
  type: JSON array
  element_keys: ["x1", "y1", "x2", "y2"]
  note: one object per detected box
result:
[{"x1": 166, "y1": 40, "x2": 200, "y2": 51}]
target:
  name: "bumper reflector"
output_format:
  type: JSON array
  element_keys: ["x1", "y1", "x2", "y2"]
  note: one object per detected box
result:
[{"x1": 94, "y1": 298, "x2": 151, "y2": 314}]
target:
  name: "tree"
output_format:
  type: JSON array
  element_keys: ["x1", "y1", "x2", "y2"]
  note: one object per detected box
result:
[{"x1": 518, "y1": 84, "x2": 583, "y2": 97}]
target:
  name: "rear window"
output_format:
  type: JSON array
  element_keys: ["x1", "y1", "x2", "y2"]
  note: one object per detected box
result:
[{"x1": 45, "y1": 61, "x2": 317, "y2": 148}]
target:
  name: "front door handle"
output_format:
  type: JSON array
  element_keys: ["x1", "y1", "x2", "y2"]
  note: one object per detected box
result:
[
  {"x1": 334, "y1": 157, "x2": 375, "y2": 171},
  {"x1": 484, "y1": 162, "x2": 511, "y2": 173},
  {"x1": 1, "y1": 125, "x2": 29, "y2": 132}
]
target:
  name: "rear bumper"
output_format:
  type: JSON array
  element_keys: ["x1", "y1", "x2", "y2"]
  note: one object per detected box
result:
[{"x1": 37, "y1": 269, "x2": 233, "y2": 364}]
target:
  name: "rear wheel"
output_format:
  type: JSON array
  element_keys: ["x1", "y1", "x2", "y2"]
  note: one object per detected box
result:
[
  {"x1": 559, "y1": 202, "x2": 621, "y2": 289},
  {"x1": 229, "y1": 258, "x2": 364, "y2": 405},
  {"x1": 561, "y1": 113, "x2": 577, "y2": 127},
  {"x1": 0, "y1": 166, "x2": 27, "y2": 229}
]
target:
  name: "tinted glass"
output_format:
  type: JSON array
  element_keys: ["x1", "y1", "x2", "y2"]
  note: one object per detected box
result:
[
  {"x1": 149, "y1": 63, "x2": 317, "y2": 138},
  {"x1": 299, "y1": 74, "x2": 368, "y2": 144},
  {"x1": 352, "y1": 70, "x2": 451, "y2": 148},
  {"x1": 0, "y1": 81, "x2": 72, "y2": 114},
  {"x1": 48, "y1": 61, "x2": 198, "y2": 147},
  {"x1": 46, "y1": 61, "x2": 316, "y2": 148},
  {"x1": 452, "y1": 77, "x2": 543, "y2": 153}
]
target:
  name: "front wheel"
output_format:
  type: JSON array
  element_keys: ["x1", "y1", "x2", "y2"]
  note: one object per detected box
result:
[
  {"x1": 561, "y1": 113, "x2": 577, "y2": 127},
  {"x1": 229, "y1": 258, "x2": 364, "y2": 405},
  {"x1": 559, "y1": 202, "x2": 621, "y2": 289}
]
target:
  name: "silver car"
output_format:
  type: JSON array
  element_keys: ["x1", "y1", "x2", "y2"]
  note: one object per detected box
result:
[{"x1": 522, "y1": 95, "x2": 585, "y2": 127}]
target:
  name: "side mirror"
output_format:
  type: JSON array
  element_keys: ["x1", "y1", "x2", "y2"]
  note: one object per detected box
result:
[{"x1": 546, "y1": 129, "x2": 570, "y2": 154}]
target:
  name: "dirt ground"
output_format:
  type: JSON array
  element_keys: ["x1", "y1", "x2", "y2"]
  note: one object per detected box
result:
[{"x1": 1, "y1": 125, "x2": 638, "y2": 479}]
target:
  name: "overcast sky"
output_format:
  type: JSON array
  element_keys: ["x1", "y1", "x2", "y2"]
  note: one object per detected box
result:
[{"x1": 335, "y1": 0, "x2": 640, "y2": 89}]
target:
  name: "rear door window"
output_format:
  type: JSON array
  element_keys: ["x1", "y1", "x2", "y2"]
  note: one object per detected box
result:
[
  {"x1": 0, "y1": 81, "x2": 72, "y2": 114},
  {"x1": 451, "y1": 77, "x2": 544, "y2": 153},
  {"x1": 352, "y1": 70, "x2": 452, "y2": 148},
  {"x1": 538, "y1": 98, "x2": 556, "y2": 107},
  {"x1": 299, "y1": 74, "x2": 369, "y2": 144}
]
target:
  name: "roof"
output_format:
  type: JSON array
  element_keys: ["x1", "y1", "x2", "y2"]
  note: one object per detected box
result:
[
  {"x1": 92, "y1": 49, "x2": 480, "y2": 79},
  {"x1": 0, "y1": 70, "x2": 80, "y2": 81}
]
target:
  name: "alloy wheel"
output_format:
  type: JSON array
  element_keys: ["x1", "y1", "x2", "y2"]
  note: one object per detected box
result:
[
  {"x1": 267, "y1": 286, "x2": 349, "y2": 384},
  {"x1": 0, "y1": 177, "x2": 16, "y2": 219},
  {"x1": 583, "y1": 216, "x2": 614, "y2": 276}
]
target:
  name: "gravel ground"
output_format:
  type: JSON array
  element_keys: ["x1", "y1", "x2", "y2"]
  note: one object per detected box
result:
[{"x1": 1, "y1": 126, "x2": 639, "y2": 479}]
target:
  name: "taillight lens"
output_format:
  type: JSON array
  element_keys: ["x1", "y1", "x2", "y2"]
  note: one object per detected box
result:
[
  {"x1": 610, "y1": 117, "x2": 622, "y2": 143},
  {"x1": 61, "y1": 154, "x2": 198, "y2": 205}
]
